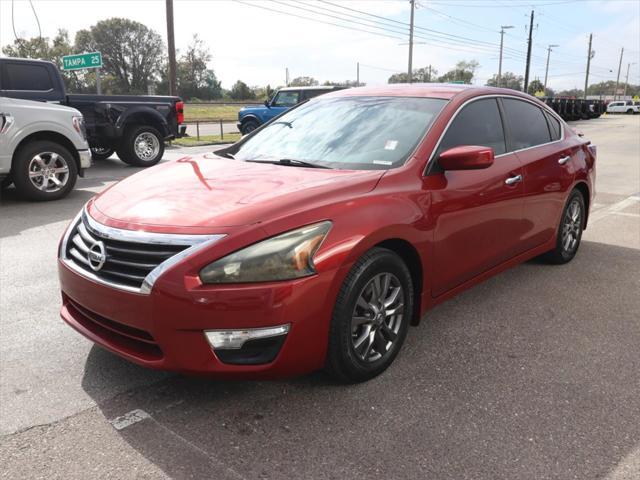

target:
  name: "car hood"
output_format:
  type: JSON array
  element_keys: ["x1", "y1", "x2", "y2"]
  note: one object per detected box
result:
[{"x1": 91, "y1": 154, "x2": 384, "y2": 232}]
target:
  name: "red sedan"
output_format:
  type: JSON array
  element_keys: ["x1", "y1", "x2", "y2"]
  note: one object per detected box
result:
[{"x1": 58, "y1": 85, "x2": 596, "y2": 383}]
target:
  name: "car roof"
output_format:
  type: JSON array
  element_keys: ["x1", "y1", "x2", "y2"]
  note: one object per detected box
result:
[{"x1": 323, "y1": 83, "x2": 536, "y2": 101}]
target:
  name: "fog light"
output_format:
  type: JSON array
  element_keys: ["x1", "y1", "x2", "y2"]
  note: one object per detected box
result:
[{"x1": 204, "y1": 324, "x2": 290, "y2": 350}]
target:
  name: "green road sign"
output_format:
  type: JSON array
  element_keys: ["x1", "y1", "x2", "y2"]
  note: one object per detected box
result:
[
  {"x1": 450, "y1": 80, "x2": 465, "y2": 84},
  {"x1": 62, "y1": 52, "x2": 102, "y2": 71}
]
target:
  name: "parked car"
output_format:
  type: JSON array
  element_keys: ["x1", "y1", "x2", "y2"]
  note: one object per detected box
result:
[
  {"x1": 1, "y1": 97, "x2": 91, "y2": 201},
  {"x1": 237, "y1": 86, "x2": 344, "y2": 134},
  {"x1": 0, "y1": 57, "x2": 185, "y2": 167},
  {"x1": 58, "y1": 84, "x2": 595, "y2": 383},
  {"x1": 606, "y1": 100, "x2": 639, "y2": 114}
]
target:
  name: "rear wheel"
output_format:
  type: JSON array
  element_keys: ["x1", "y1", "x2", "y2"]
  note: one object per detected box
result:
[
  {"x1": 240, "y1": 119, "x2": 259, "y2": 135},
  {"x1": 117, "y1": 125, "x2": 165, "y2": 167},
  {"x1": 626, "y1": 109, "x2": 634, "y2": 114},
  {"x1": 90, "y1": 147, "x2": 114, "y2": 161},
  {"x1": 12, "y1": 140, "x2": 78, "y2": 201},
  {"x1": 325, "y1": 248, "x2": 413, "y2": 383},
  {"x1": 543, "y1": 189, "x2": 586, "y2": 264}
]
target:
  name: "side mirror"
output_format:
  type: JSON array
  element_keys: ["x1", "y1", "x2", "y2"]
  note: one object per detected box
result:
[
  {"x1": 438, "y1": 145, "x2": 494, "y2": 171},
  {"x1": 264, "y1": 99, "x2": 271, "y2": 108}
]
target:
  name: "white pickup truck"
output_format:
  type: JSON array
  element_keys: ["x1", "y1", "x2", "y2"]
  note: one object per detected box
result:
[
  {"x1": 0, "y1": 97, "x2": 91, "y2": 201},
  {"x1": 606, "y1": 100, "x2": 639, "y2": 114}
]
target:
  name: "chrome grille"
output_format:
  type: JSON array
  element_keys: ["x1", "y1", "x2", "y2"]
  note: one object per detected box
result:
[{"x1": 61, "y1": 210, "x2": 224, "y2": 294}]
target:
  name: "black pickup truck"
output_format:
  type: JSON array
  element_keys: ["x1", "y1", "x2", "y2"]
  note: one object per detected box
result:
[{"x1": 0, "y1": 57, "x2": 185, "y2": 167}]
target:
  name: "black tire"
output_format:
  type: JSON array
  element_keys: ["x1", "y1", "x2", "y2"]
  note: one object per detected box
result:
[
  {"x1": 240, "y1": 119, "x2": 260, "y2": 135},
  {"x1": 542, "y1": 189, "x2": 586, "y2": 264},
  {"x1": 626, "y1": 109, "x2": 634, "y2": 115},
  {"x1": 1, "y1": 176, "x2": 12, "y2": 190},
  {"x1": 12, "y1": 140, "x2": 78, "y2": 201},
  {"x1": 325, "y1": 247, "x2": 413, "y2": 383},
  {"x1": 117, "y1": 125, "x2": 165, "y2": 167},
  {"x1": 90, "y1": 147, "x2": 114, "y2": 161}
]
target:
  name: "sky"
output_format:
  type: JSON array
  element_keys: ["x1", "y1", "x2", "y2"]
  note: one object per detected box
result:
[{"x1": 1, "y1": 0, "x2": 639, "y2": 92}]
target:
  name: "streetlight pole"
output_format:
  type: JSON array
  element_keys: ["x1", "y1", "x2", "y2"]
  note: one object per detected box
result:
[
  {"x1": 498, "y1": 25, "x2": 513, "y2": 87},
  {"x1": 544, "y1": 44, "x2": 559, "y2": 92},
  {"x1": 623, "y1": 62, "x2": 636, "y2": 99}
]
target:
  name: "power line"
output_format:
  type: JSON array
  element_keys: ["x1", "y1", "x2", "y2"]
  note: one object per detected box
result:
[{"x1": 28, "y1": 0, "x2": 42, "y2": 41}]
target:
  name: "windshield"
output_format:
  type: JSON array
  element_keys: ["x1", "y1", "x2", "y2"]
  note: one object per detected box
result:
[{"x1": 233, "y1": 96, "x2": 447, "y2": 170}]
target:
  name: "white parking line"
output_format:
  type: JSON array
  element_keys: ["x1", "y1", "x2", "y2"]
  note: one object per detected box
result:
[
  {"x1": 590, "y1": 196, "x2": 640, "y2": 223},
  {"x1": 109, "y1": 409, "x2": 150, "y2": 430}
]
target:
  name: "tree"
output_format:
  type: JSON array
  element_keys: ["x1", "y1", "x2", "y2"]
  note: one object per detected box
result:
[
  {"x1": 438, "y1": 60, "x2": 479, "y2": 84},
  {"x1": 229, "y1": 80, "x2": 255, "y2": 100},
  {"x1": 290, "y1": 76, "x2": 318, "y2": 87},
  {"x1": 176, "y1": 35, "x2": 222, "y2": 100},
  {"x1": 75, "y1": 18, "x2": 164, "y2": 94},
  {"x1": 556, "y1": 88, "x2": 583, "y2": 98},
  {"x1": 387, "y1": 66, "x2": 438, "y2": 84},
  {"x1": 323, "y1": 80, "x2": 365, "y2": 87},
  {"x1": 486, "y1": 71, "x2": 522, "y2": 91},
  {"x1": 527, "y1": 79, "x2": 545, "y2": 95},
  {"x1": 2, "y1": 30, "x2": 87, "y2": 92}
]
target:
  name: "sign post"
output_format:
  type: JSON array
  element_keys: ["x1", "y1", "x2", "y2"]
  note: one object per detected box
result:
[{"x1": 61, "y1": 52, "x2": 103, "y2": 94}]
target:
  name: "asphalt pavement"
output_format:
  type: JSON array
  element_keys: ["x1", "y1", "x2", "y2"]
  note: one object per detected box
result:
[{"x1": 1, "y1": 115, "x2": 638, "y2": 479}]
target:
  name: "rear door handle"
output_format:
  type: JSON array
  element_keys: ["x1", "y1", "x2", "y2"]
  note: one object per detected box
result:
[
  {"x1": 505, "y1": 174, "x2": 522, "y2": 185},
  {"x1": 558, "y1": 155, "x2": 571, "y2": 165}
]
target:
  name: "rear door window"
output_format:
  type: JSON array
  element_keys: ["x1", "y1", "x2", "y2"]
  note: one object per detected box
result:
[
  {"x1": 1, "y1": 63, "x2": 53, "y2": 91},
  {"x1": 501, "y1": 98, "x2": 551, "y2": 150},
  {"x1": 438, "y1": 98, "x2": 506, "y2": 156}
]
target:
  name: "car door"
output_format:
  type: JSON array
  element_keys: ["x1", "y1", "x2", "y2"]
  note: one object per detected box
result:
[
  {"x1": 429, "y1": 97, "x2": 526, "y2": 297},
  {"x1": 501, "y1": 98, "x2": 575, "y2": 250}
]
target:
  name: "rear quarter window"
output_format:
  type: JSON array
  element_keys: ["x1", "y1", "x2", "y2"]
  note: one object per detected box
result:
[
  {"x1": 544, "y1": 111, "x2": 562, "y2": 141},
  {"x1": 1, "y1": 63, "x2": 53, "y2": 91}
]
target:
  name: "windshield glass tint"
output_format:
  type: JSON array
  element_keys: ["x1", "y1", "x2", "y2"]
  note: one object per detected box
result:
[{"x1": 234, "y1": 96, "x2": 447, "y2": 170}]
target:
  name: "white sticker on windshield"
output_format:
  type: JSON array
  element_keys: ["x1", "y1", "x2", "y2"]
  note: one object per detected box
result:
[
  {"x1": 373, "y1": 160, "x2": 393, "y2": 165},
  {"x1": 384, "y1": 140, "x2": 398, "y2": 150}
]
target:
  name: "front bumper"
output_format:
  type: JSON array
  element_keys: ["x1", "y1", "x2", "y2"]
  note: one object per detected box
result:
[
  {"x1": 78, "y1": 149, "x2": 92, "y2": 169},
  {"x1": 58, "y1": 258, "x2": 336, "y2": 379}
]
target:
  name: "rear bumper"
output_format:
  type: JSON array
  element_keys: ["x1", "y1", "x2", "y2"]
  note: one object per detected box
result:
[{"x1": 58, "y1": 258, "x2": 336, "y2": 379}]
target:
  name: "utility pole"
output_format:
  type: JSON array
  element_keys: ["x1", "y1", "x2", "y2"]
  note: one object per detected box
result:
[
  {"x1": 613, "y1": 47, "x2": 624, "y2": 100},
  {"x1": 356, "y1": 62, "x2": 360, "y2": 87},
  {"x1": 584, "y1": 33, "x2": 593, "y2": 100},
  {"x1": 498, "y1": 25, "x2": 513, "y2": 87},
  {"x1": 407, "y1": 0, "x2": 415, "y2": 83},
  {"x1": 623, "y1": 62, "x2": 636, "y2": 99},
  {"x1": 543, "y1": 44, "x2": 559, "y2": 92},
  {"x1": 428, "y1": 64, "x2": 432, "y2": 82},
  {"x1": 286, "y1": 67, "x2": 289, "y2": 86},
  {"x1": 523, "y1": 10, "x2": 534, "y2": 92},
  {"x1": 165, "y1": 0, "x2": 177, "y2": 96}
]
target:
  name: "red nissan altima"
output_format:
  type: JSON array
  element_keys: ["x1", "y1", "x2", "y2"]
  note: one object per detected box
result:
[{"x1": 58, "y1": 85, "x2": 596, "y2": 383}]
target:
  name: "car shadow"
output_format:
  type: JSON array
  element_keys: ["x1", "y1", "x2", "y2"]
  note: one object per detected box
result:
[{"x1": 79, "y1": 240, "x2": 640, "y2": 479}]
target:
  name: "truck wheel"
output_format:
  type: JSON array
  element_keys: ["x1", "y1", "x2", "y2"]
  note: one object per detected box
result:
[
  {"x1": 626, "y1": 109, "x2": 634, "y2": 114},
  {"x1": 91, "y1": 147, "x2": 114, "y2": 161},
  {"x1": 118, "y1": 125, "x2": 165, "y2": 167},
  {"x1": 240, "y1": 119, "x2": 259, "y2": 135},
  {"x1": 12, "y1": 140, "x2": 78, "y2": 201}
]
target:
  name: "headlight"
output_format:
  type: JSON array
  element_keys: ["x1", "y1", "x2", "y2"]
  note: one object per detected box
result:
[
  {"x1": 200, "y1": 221, "x2": 331, "y2": 284},
  {"x1": 72, "y1": 116, "x2": 87, "y2": 141}
]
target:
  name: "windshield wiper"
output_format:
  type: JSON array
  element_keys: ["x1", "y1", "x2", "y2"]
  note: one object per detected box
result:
[{"x1": 246, "y1": 158, "x2": 331, "y2": 169}]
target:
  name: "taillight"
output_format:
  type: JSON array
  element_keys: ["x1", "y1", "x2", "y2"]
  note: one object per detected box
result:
[{"x1": 176, "y1": 101, "x2": 184, "y2": 124}]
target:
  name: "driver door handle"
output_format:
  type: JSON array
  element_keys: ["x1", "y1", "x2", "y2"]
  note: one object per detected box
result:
[
  {"x1": 505, "y1": 174, "x2": 522, "y2": 186},
  {"x1": 558, "y1": 155, "x2": 571, "y2": 165}
]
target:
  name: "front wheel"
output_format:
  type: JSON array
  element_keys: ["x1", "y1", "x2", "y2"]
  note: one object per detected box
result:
[
  {"x1": 117, "y1": 125, "x2": 165, "y2": 167},
  {"x1": 12, "y1": 140, "x2": 78, "y2": 201},
  {"x1": 90, "y1": 147, "x2": 114, "y2": 161},
  {"x1": 325, "y1": 247, "x2": 413, "y2": 383},
  {"x1": 240, "y1": 119, "x2": 259, "y2": 135},
  {"x1": 543, "y1": 189, "x2": 586, "y2": 264}
]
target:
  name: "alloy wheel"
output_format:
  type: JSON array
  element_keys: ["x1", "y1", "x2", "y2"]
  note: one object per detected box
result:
[
  {"x1": 351, "y1": 272, "x2": 404, "y2": 363},
  {"x1": 134, "y1": 132, "x2": 160, "y2": 161},
  {"x1": 561, "y1": 198, "x2": 582, "y2": 253},
  {"x1": 28, "y1": 152, "x2": 70, "y2": 193}
]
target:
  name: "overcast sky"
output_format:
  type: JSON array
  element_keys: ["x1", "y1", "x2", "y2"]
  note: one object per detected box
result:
[{"x1": 1, "y1": 0, "x2": 639, "y2": 91}]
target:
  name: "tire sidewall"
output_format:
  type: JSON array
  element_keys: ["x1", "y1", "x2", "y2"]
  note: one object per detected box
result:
[
  {"x1": 13, "y1": 140, "x2": 78, "y2": 201},
  {"x1": 241, "y1": 120, "x2": 259, "y2": 135},
  {"x1": 90, "y1": 147, "x2": 114, "y2": 161},
  {"x1": 329, "y1": 249, "x2": 413, "y2": 382}
]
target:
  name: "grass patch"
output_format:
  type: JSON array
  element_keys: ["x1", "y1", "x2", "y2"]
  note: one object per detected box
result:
[
  {"x1": 184, "y1": 104, "x2": 246, "y2": 122},
  {"x1": 172, "y1": 133, "x2": 241, "y2": 146}
]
